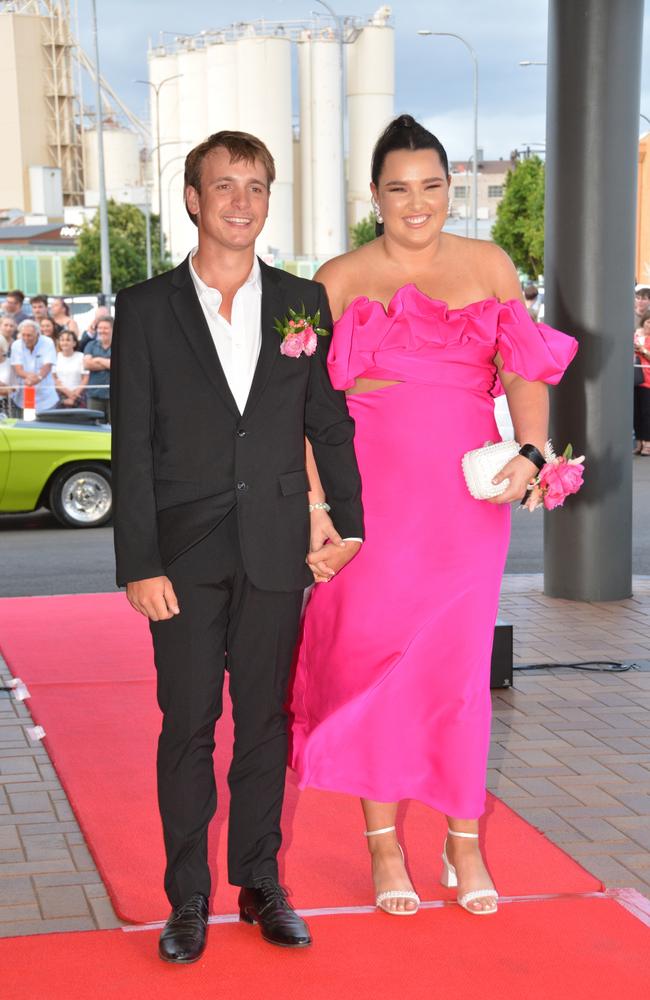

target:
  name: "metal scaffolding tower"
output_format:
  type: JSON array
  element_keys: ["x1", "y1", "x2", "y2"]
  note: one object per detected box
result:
[{"x1": 41, "y1": 0, "x2": 84, "y2": 204}]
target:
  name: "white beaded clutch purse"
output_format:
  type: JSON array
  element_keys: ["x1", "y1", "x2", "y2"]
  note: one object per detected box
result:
[{"x1": 461, "y1": 440, "x2": 520, "y2": 500}]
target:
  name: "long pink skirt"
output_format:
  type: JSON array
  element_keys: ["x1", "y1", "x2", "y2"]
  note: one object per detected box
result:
[{"x1": 290, "y1": 381, "x2": 510, "y2": 819}]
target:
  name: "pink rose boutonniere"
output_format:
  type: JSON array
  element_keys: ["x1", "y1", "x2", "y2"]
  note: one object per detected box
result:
[
  {"x1": 275, "y1": 305, "x2": 328, "y2": 358},
  {"x1": 523, "y1": 442, "x2": 586, "y2": 512}
]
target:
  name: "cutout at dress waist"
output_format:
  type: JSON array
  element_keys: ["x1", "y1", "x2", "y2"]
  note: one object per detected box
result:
[{"x1": 346, "y1": 378, "x2": 403, "y2": 396}]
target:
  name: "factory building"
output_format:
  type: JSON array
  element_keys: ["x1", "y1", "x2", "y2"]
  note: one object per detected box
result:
[
  {"x1": 148, "y1": 8, "x2": 395, "y2": 263},
  {"x1": 0, "y1": 0, "x2": 83, "y2": 216},
  {"x1": 1, "y1": 2, "x2": 395, "y2": 274}
]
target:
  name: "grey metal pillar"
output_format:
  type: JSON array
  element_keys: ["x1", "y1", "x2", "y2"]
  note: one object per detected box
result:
[{"x1": 543, "y1": 0, "x2": 644, "y2": 601}]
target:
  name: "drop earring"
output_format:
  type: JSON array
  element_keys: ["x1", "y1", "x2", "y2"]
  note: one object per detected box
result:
[{"x1": 372, "y1": 199, "x2": 383, "y2": 224}]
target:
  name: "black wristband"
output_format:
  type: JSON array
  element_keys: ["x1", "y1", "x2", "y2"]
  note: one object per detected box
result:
[{"x1": 519, "y1": 443, "x2": 545, "y2": 471}]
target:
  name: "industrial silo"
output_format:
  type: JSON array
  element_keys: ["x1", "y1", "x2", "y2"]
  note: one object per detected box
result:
[
  {"x1": 147, "y1": 47, "x2": 188, "y2": 260},
  {"x1": 206, "y1": 36, "x2": 238, "y2": 133},
  {"x1": 172, "y1": 43, "x2": 210, "y2": 258},
  {"x1": 83, "y1": 126, "x2": 141, "y2": 196},
  {"x1": 177, "y1": 43, "x2": 209, "y2": 142},
  {"x1": 298, "y1": 29, "x2": 344, "y2": 258},
  {"x1": 297, "y1": 33, "x2": 314, "y2": 258},
  {"x1": 346, "y1": 11, "x2": 395, "y2": 227},
  {"x1": 235, "y1": 31, "x2": 294, "y2": 256}
]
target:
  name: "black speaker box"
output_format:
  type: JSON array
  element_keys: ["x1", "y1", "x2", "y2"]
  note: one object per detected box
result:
[{"x1": 490, "y1": 620, "x2": 513, "y2": 689}]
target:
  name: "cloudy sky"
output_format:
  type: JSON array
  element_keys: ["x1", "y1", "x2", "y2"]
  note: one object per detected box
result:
[{"x1": 78, "y1": 0, "x2": 650, "y2": 162}]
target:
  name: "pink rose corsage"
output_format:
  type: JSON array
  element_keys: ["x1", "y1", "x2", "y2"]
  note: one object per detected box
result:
[
  {"x1": 523, "y1": 442, "x2": 585, "y2": 512},
  {"x1": 275, "y1": 305, "x2": 328, "y2": 358}
]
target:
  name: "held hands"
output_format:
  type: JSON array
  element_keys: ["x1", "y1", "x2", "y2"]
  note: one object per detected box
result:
[
  {"x1": 489, "y1": 454, "x2": 539, "y2": 505},
  {"x1": 126, "y1": 576, "x2": 180, "y2": 621},
  {"x1": 307, "y1": 508, "x2": 361, "y2": 583}
]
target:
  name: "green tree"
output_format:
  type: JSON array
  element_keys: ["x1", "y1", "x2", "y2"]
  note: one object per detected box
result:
[
  {"x1": 65, "y1": 200, "x2": 171, "y2": 294},
  {"x1": 350, "y1": 212, "x2": 376, "y2": 249},
  {"x1": 492, "y1": 156, "x2": 545, "y2": 278}
]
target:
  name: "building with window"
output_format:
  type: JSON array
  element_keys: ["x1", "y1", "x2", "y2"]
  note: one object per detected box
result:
[
  {"x1": 449, "y1": 155, "x2": 514, "y2": 223},
  {"x1": 0, "y1": 223, "x2": 78, "y2": 295}
]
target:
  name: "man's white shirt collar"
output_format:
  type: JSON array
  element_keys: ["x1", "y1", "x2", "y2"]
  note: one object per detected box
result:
[{"x1": 188, "y1": 249, "x2": 262, "y2": 307}]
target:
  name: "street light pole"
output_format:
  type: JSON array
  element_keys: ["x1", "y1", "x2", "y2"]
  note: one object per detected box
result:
[
  {"x1": 136, "y1": 75, "x2": 182, "y2": 260},
  {"x1": 91, "y1": 0, "x2": 111, "y2": 299},
  {"x1": 167, "y1": 168, "x2": 186, "y2": 262},
  {"x1": 315, "y1": 0, "x2": 347, "y2": 251},
  {"x1": 144, "y1": 185, "x2": 152, "y2": 279},
  {"x1": 418, "y1": 30, "x2": 479, "y2": 239}
]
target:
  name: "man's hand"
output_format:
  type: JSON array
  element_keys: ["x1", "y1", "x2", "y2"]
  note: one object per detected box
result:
[
  {"x1": 126, "y1": 576, "x2": 180, "y2": 621},
  {"x1": 489, "y1": 455, "x2": 538, "y2": 505},
  {"x1": 307, "y1": 540, "x2": 362, "y2": 583}
]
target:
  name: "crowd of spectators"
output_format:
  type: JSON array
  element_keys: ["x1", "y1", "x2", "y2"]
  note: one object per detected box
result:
[
  {"x1": 633, "y1": 283, "x2": 650, "y2": 455},
  {"x1": 0, "y1": 291, "x2": 112, "y2": 422},
  {"x1": 2, "y1": 282, "x2": 649, "y2": 442}
]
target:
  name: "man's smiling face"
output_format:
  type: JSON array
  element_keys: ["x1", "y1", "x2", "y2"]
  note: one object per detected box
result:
[{"x1": 185, "y1": 146, "x2": 270, "y2": 252}]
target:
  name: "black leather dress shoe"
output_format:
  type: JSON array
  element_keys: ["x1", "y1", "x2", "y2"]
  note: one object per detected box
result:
[
  {"x1": 238, "y1": 878, "x2": 311, "y2": 948},
  {"x1": 158, "y1": 892, "x2": 209, "y2": 964}
]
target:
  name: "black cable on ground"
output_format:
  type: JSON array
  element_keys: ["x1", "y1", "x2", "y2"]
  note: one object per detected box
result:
[{"x1": 513, "y1": 660, "x2": 641, "y2": 673}]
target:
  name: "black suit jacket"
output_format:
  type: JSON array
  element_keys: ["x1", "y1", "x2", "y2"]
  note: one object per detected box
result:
[{"x1": 110, "y1": 256, "x2": 364, "y2": 591}]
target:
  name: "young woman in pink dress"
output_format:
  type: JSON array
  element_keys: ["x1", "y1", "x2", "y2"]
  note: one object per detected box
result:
[{"x1": 290, "y1": 116, "x2": 577, "y2": 916}]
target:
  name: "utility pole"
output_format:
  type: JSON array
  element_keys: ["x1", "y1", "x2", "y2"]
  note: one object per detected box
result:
[{"x1": 91, "y1": 0, "x2": 111, "y2": 299}]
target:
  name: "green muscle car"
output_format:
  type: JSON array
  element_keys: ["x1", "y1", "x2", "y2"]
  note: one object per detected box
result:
[{"x1": 0, "y1": 411, "x2": 111, "y2": 528}]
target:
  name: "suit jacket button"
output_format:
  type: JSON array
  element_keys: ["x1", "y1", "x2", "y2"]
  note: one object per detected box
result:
[
  {"x1": 237, "y1": 429, "x2": 246, "y2": 437},
  {"x1": 236, "y1": 481, "x2": 247, "y2": 491}
]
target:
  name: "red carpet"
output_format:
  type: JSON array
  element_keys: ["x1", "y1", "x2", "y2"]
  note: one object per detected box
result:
[
  {"x1": 2, "y1": 897, "x2": 649, "y2": 1000},
  {"x1": 0, "y1": 593, "x2": 602, "y2": 925}
]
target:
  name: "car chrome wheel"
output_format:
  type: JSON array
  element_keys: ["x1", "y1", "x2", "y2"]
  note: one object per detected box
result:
[{"x1": 52, "y1": 467, "x2": 112, "y2": 527}]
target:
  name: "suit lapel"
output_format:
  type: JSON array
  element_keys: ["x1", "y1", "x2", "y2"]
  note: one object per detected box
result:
[
  {"x1": 169, "y1": 256, "x2": 240, "y2": 417},
  {"x1": 241, "y1": 259, "x2": 284, "y2": 420}
]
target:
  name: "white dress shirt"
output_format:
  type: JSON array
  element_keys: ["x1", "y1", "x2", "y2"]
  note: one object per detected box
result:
[
  {"x1": 189, "y1": 251, "x2": 362, "y2": 546},
  {"x1": 189, "y1": 249, "x2": 262, "y2": 415}
]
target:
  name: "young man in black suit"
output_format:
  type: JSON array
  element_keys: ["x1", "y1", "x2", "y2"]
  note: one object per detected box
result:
[{"x1": 111, "y1": 132, "x2": 363, "y2": 962}]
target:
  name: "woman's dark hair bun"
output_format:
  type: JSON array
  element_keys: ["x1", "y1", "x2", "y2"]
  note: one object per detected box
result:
[{"x1": 393, "y1": 114, "x2": 418, "y2": 130}]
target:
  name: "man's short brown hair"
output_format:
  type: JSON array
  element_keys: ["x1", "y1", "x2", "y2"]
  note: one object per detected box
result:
[{"x1": 183, "y1": 130, "x2": 276, "y2": 226}]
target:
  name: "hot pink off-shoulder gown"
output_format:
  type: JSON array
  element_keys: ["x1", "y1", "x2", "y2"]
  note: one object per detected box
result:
[{"x1": 290, "y1": 287, "x2": 578, "y2": 819}]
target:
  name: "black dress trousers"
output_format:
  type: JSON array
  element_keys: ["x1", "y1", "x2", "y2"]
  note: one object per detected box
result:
[{"x1": 149, "y1": 507, "x2": 304, "y2": 908}]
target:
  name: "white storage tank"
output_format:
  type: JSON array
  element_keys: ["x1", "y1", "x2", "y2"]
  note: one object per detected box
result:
[
  {"x1": 297, "y1": 33, "x2": 313, "y2": 257},
  {"x1": 169, "y1": 44, "x2": 210, "y2": 259},
  {"x1": 346, "y1": 16, "x2": 395, "y2": 227},
  {"x1": 298, "y1": 31, "x2": 344, "y2": 257},
  {"x1": 148, "y1": 49, "x2": 191, "y2": 261},
  {"x1": 177, "y1": 44, "x2": 209, "y2": 144},
  {"x1": 83, "y1": 126, "x2": 141, "y2": 193},
  {"x1": 235, "y1": 33, "x2": 294, "y2": 256},
  {"x1": 206, "y1": 38, "x2": 238, "y2": 133}
]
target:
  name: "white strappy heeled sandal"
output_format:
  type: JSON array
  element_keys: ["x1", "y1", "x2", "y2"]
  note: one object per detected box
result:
[
  {"x1": 364, "y1": 825, "x2": 420, "y2": 916},
  {"x1": 440, "y1": 828, "x2": 498, "y2": 915}
]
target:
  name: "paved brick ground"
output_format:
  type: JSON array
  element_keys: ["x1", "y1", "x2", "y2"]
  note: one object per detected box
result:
[{"x1": 1, "y1": 575, "x2": 649, "y2": 937}]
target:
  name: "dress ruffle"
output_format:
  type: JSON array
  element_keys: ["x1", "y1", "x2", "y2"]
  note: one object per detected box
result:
[
  {"x1": 327, "y1": 285, "x2": 578, "y2": 397},
  {"x1": 493, "y1": 299, "x2": 579, "y2": 396}
]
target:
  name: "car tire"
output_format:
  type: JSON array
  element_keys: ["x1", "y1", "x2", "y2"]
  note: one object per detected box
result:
[{"x1": 49, "y1": 463, "x2": 112, "y2": 528}]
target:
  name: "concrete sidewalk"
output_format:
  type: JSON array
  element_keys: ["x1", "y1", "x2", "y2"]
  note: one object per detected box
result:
[{"x1": 1, "y1": 575, "x2": 649, "y2": 936}]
